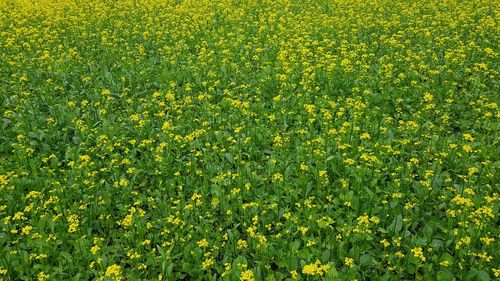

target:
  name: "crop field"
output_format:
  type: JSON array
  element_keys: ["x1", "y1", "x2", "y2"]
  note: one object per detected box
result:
[{"x1": 0, "y1": 0, "x2": 499, "y2": 280}]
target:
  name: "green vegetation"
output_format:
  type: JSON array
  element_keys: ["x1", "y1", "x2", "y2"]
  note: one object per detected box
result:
[{"x1": 0, "y1": 0, "x2": 498, "y2": 280}]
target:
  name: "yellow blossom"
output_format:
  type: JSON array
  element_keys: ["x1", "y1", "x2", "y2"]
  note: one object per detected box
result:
[{"x1": 240, "y1": 270, "x2": 255, "y2": 281}]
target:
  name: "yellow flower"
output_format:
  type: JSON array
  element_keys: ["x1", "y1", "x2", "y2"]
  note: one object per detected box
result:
[
  {"x1": 299, "y1": 226, "x2": 308, "y2": 235},
  {"x1": 257, "y1": 234, "x2": 267, "y2": 245},
  {"x1": 462, "y1": 144, "x2": 473, "y2": 152},
  {"x1": 423, "y1": 92, "x2": 433, "y2": 102},
  {"x1": 302, "y1": 260, "x2": 330, "y2": 276},
  {"x1": 21, "y1": 225, "x2": 32, "y2": 235},
  {"x1": 272, "y1": 173, "x2": 284, "y2": 182},
  {"x1": 411, "y1": 247, "x2": 426, "y2": 262},
  {"x1": 344, "y1": 257, "x2": 354, "y2": 267},
  {"x1": 302, "y1": 263, "x2": 317, "y2": 275},
  {"x1": 138, "y1": 263, "x2": 147, "y2": 270},
  {"x1": 37, "y1": 272, "x2": 49, "y2": 281},
  {"x1": 90, "y1": 245, "x2": 100, "y2": 255},
  {"x1": 480, "y1": 237, "x2": 495, "y2": 245},
  {"x1": 197, "y1": 239, "x2": 209, "y2": 248},
  {"x1": 105, "y1": 264, "x2": 122, "y2": 279},
  {"x1": 240, "y1": 270, "x2": 255, "y2": 281},
  {"x1": 380, "y1": 239, "x2": 390, "y2": 247},
  {"x1": 467, "y1": 167, "x2": 479, "y2": 176},
  {"x1": 67, "y1": 214, "x2": 79, "y2": 233},
  {"x1": 440, "y1": 261, "x2": 450, "y2": 267},
  {"x1": 300, "y1": 163, "x2": 309, "y2": 171},
  {"x1": 162, "y1": 121, "x2": 172, "y2": 131},
  {"x1": 79, "y1": 155, "x2": 91, "y2": 162},
  {"x1": 221, "y1": 263, "x2": 232, "y2": 277},
  {"x1": 237, "y1": 239, "x2": 248, "y2": 249},
  {"x1": 202, "y1": 257, "x2": 214, "y2": 269},
  {"x1": 395, "y1": 251, "x2": 405, "y2": 259},
  {"x1": 118, "y1": 178, "x2": 128, "y2": 187},
  {"x1": 463, "y1": 133, "x2": 474, "y2": 141}
]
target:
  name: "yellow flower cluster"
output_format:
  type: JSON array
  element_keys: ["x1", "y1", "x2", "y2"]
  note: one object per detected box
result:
[
  {"x1": 240, "y1": 270, "x2": 255, "y2": 281},
  {"x1": 411, "y1": 247, "x2": 426, "y2": 262},
  {"x1": 302, "y1": 260, "x2": 331, "y2": 276},
  {"x1": 105, "y1": 264, "x2": 122, "y2": 280}
]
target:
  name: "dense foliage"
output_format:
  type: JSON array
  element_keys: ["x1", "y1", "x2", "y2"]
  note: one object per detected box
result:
[{"x1": 0, "y1": 0, "x2": 499, "y2": 280}]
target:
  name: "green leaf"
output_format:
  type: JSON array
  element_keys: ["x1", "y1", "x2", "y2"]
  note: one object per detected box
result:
[
  {"x1": 423, "y1": 225, "x2": 433, "y2": 240},
  {"x1": 325, "y1": 265, "x2": 338, "y2": 279},
  {"x1": 181, "y1": 262, "x2": 192, "y2": 273},
  {"x1": 392, "y1": 214, "x2": 403, "y2": 233},
  {"x1": 359, "y1": 254, "x2": 372, "y2": 266},
  {"x1": 232, "y1": 255, "x2": 248, "y2": 271},
  {"x1": 321, "y1": 250, "x2": 330, "y2": 262},
  {"x1": 364, "y1": 186, "x2": 375, "y2": 199},
  {"x1": 380, "y1": 272, "x2": 392, "y2": 281},
  {"x1": 290, "y1": 240, "x2": 300, "y2": 251},
  {"x1": 476, "y1": 270, "x2": 490, "y2": 281},
  {"x1": 225, "y1": 152, "x2": 235, "y2": 165},
  {"x1": 437, "y1": 270, "x2": 454, "y2": 281}
]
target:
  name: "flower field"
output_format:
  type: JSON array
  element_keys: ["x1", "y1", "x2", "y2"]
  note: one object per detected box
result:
[{"x1": 0, "y1": 0, "x2": 499, "y2": 280}]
